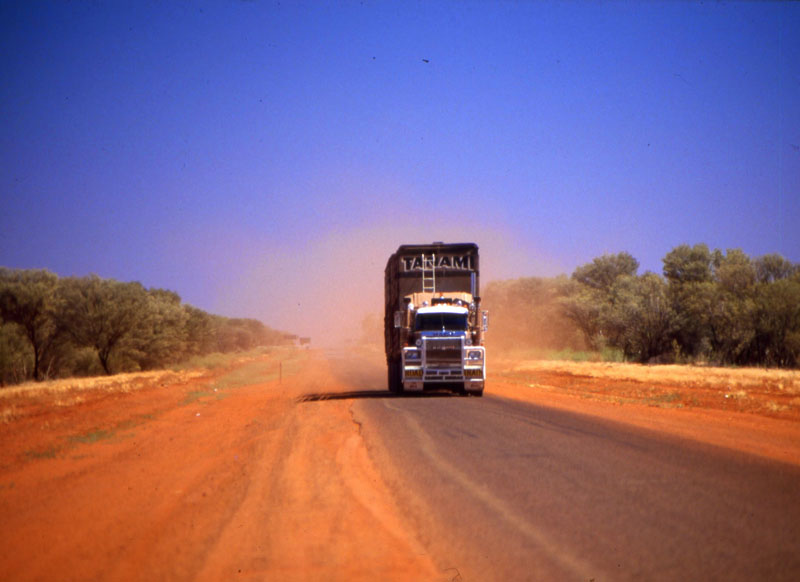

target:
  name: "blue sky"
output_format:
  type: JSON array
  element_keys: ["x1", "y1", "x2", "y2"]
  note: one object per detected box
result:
[{"x1": 2, "y1": 1, "x2": 799, "y2": 342}]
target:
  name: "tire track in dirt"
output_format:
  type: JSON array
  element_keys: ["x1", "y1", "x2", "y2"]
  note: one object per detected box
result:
[{"x1": 196, "y1": 396, "x2": 440, "y2": 581}]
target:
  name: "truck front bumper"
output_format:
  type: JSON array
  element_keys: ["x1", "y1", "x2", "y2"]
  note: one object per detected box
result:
[{"x1": 402, "y1": 366, "x2": 484, "y2": 391}]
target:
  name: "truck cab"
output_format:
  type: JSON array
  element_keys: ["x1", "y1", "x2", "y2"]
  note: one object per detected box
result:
[{"x1": 398, "y1": 293, "x2": 486, "y2": 395}]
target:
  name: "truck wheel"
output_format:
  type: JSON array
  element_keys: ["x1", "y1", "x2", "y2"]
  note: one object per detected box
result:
[
  {"x1": 467, "y1": 387, "x2": 484, "y2": 397},
  {"x1": 388, "y1": 360, "x2": 404, "y2": 393},
  {"x1": 387, "y1": 363, "x2": 395, "y2": 392}
]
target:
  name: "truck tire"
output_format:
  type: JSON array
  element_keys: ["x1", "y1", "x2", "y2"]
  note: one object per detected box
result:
[
  {"x1": 395, "y1": 360, "x2": 404, "y2": 394},
  {"x1": 466, "y1": 385, "x2": 484, "y2": 397},
  {"x1": 388, "y1": 359, "x2": 404, "y2": 393},
  {"x1": 387, "y1": 363, "x2": 395, "y2": 392}
]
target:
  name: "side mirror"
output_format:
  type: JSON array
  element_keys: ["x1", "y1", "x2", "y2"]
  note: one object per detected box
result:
[
  {"x1": 482, "y1": 311, "x2": 489, "y2": 332},
  {"x1": 394, "y1": 311, "x2": 402, "y2": 329}
]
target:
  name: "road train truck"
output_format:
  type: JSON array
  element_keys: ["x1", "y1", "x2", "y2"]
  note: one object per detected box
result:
[{"x1": 384, "y1": 242, "x2": 488, "y2": 396}]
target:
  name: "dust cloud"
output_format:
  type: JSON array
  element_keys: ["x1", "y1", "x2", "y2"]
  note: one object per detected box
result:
[{"x1": 218, "y1": 221, "x2": 561, "y2": 348}]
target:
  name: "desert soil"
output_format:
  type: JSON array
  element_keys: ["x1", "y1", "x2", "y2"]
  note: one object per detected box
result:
[{"x1": 1, "y1": 348, "x2": 798, "y2": 581}]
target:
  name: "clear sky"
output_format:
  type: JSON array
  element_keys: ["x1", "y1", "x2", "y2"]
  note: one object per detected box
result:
[{"x1": 2, "y1": 1, "x2": 799, "y2": 343}]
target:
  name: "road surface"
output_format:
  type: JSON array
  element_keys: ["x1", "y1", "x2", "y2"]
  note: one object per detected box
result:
[{"x1": 323, "y1": 353, "x2": 800, "y2": 581}]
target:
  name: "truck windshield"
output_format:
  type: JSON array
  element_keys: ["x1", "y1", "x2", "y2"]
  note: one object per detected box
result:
[{"x1": 415, "y1": 313, "x2": 468, "y2": 332}]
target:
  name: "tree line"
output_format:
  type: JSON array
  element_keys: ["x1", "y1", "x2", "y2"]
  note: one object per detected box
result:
[
  {"x1": 0, "y1": 269, "x2": 291, "y2": 385},
  {"x1": 483, "y1": 244, "x2": 800, "y2": 368}
]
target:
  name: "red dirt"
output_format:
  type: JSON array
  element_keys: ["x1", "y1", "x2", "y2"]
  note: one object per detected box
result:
[
  {"x1": 0, "y1": 354, "x2": 439, "y2": 582},
  {"x1": 1, "y1": 351, "x2": 798, "y2": 581}
]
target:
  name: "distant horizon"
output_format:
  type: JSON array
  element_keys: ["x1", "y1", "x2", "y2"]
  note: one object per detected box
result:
[{"x1": 3, "y1": 238, "x2": 793, "y2": 338}]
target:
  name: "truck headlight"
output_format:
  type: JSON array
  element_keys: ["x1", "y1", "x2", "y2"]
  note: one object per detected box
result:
[
  {"x1": 467, "y1": 350, "x2": 483, "y2": 361},
  {"x1": 404, "y1": 349, "x2": 421, "y2": 361}
]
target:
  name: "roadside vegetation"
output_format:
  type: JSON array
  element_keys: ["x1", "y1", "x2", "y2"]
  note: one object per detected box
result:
[
  {"x1": 493, "y1": 358, "x2": 799, "y2": 422},
  {"x1": 484, "y1": 244, "x2": 800, "y2": 368},
  {"x1": 0, "y1": 269, "x2": 294, "y2": 385}
]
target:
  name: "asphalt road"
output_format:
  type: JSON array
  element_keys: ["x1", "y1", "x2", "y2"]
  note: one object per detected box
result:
[{"x1": 329, "y1": 357, "x2": 800, "y2": 582}]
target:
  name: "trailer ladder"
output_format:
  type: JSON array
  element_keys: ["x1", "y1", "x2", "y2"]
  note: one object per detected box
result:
[{"x1": 422, "y1": 253, "x2": 436, "y2": 293}]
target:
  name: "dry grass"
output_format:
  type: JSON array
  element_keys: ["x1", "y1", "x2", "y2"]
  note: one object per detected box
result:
[
  {"x1": 0, "y1": 346, "x2": 303, "y2": 412},
  {"x1": 494, "y1": 359, "x2": 800, "y2": 420},
  {"x1": 504, "y1": 360, "x2": 799, "y2": 393},
  {"x1": 0, "y1": 370, "x2": 206, "y2": 402}
]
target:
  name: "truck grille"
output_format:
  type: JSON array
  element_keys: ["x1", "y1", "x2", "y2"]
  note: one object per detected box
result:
[{"x1": 424, "y1": 338, "x2": 463, "y2": 366}]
